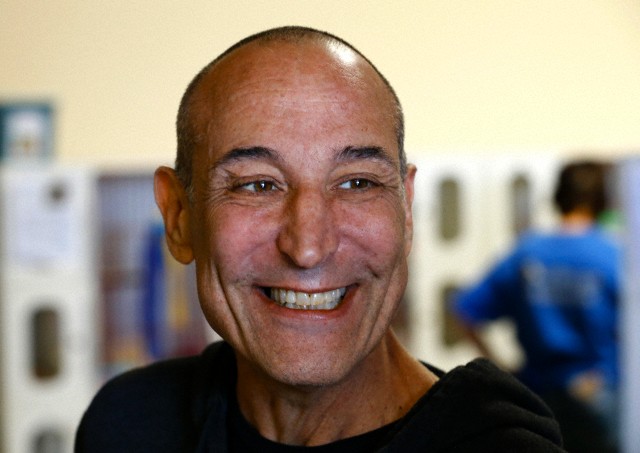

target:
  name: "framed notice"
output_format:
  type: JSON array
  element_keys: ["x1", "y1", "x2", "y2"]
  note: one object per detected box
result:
[{"x1": 0, "y1": 102, "x2": 54, "y2": 160}]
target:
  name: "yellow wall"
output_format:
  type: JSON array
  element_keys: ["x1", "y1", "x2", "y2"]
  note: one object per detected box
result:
[{"x1": 2, "y1": 0, "x2": 640, "y2": 168}]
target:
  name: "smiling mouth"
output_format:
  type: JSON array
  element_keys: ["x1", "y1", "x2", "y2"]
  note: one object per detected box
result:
[{"x1": 267, "y1": 287, "x2": 347, "y2": 310}]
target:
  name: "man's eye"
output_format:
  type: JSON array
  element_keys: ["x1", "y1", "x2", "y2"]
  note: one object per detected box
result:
[
  {"x1": 338, "y1": 178, "x2": 374, "y2": 190},
  {"x1": 239, "y1": 180, "x2": 277, "y2": 193}
]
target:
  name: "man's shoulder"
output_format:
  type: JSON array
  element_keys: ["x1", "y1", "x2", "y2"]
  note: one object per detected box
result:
[
  {"x1": 75, "y1": 341, "x2": 233, "y2": 452},
  {"x1": 89, "y1": 341, "x2": 229, "y2": 407},
  {"x1": 90, "y1": 352, "x2": 199, "y2": 408},
  {"x1": 393, "y1": 358, "x2": 565, "y2": 451}
]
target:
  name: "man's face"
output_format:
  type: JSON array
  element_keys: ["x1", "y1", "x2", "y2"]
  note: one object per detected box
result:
[{"x1": 175, "y1": 40, "x2": 415, "y2": 387}]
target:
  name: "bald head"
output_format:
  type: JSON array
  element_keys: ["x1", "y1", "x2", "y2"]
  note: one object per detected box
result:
[{"x1": 175, "y1": 26, "x2": 405, "y2": 196}]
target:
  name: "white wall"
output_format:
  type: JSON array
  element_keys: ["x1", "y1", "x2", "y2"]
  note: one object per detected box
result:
[{"x1": 1, "y1": 0, "x2": 640, "y2": 168}]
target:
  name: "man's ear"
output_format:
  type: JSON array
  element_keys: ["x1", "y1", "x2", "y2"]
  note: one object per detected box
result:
[
  {"x1": 403, "y1": 164, "x2": 417, "y2": 255},
  {"x1": 154, "y1": 166, "x2": 194, "y2": 264}
]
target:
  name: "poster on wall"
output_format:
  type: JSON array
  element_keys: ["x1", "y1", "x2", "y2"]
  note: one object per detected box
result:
[{"x1": 0, "y1": 102, "x2": 54, "y2": 160}]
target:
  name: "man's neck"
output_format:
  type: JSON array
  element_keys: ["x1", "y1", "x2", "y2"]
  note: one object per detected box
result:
[
  {"x1": 234, "y1": 332, "x2": 438, "y2": 447},
  {"x1": 561, "y1": 209, "x2": 595, "y2": 233}
]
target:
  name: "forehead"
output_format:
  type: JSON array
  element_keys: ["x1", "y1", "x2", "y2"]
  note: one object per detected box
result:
[{"x1": 190, "y1": 39, "x2": 398, "y2": 159}]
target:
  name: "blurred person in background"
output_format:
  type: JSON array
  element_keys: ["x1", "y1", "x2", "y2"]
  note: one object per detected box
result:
[{"x1": 454, "y1": 159, "x2": 620, "y2": 452}]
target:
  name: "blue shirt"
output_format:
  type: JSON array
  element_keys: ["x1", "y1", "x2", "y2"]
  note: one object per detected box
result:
[{"x1": 454, "y1": 227, "x2": 620, "y2": 393}]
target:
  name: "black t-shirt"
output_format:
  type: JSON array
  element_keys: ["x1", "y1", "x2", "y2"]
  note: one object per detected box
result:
[
  {"x1": 228, "y1": 393, "x2": 398, "y2": 452},
  {"x1": 76, "y1": 341, "x2": 566, "y2": 452}
]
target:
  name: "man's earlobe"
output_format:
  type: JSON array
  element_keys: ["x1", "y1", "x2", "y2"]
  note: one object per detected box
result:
[{"x1": 154, "y1": 166, "x2": 194, "y2": 264}]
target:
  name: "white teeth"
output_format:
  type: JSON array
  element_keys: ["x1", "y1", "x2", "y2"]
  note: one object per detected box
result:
[
  {"x1": 310, "y1": 293, "x2": 323, "y2": 305},
  {"x1": 269, "y1": 287, "x2": 347, "y2": 310},
  {"x1": 297, "y1": 292, "x2": 310, "y2": 306}
]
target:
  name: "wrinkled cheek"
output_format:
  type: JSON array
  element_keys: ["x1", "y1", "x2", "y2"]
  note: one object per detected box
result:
[
  {"x1": 350, "y1": 211, "x2": 407, "y2": 273},
  {"x1": 210, "y1": 208, "x2": 278, "y2": 270},
  {"x1": 193, "y1": 262, "x2": 225, "y2": 328},
  {"x1": 195, "y1": 216, "x2": 254, "y2": 279},
  {"x1": 191, "y1": 214, "x2": 273, "y2": 324},
  {"x1": 361, "y1": 241, "x2": 409, "y2": 334},
  {"x1": 189, "y1": 222, "x2": 235, "y2": 332}
]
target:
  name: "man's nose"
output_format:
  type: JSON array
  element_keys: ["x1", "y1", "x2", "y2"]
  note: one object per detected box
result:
[{"x1": 276, "y1": 187, "x2": 339, "y2": 268}]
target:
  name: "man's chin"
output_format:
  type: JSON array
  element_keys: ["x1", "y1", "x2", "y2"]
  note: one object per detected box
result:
[
  {"x1": 249, "y1": 350, "x2": 358, "y2": 390},
  {"x1": 266, "y1": 365, "x2": 351, "y2": 390}
]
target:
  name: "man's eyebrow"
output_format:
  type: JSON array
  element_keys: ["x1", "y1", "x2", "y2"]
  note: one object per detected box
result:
[
  {"x1": 336, "y1": 146, "x2": 397, "y2": 168},
  {"x1": 213, "y1": 146, "x2": 282, "y2": 169}
]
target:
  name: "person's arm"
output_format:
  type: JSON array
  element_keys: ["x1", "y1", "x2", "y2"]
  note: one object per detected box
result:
[
  {"x1": 452, "y1": 254, "x2": 519, "y2": 371},
  {"x1": 455, "y1": 317, "x2": 511, "y2": 371}
]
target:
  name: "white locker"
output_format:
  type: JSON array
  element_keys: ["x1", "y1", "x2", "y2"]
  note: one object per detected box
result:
[
  {"x1": 0, "y1": 164, "x2": 99, "y2": 453},
  {"x1": 405, "y1": 152, "x2": 560, "y2": 371}
]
